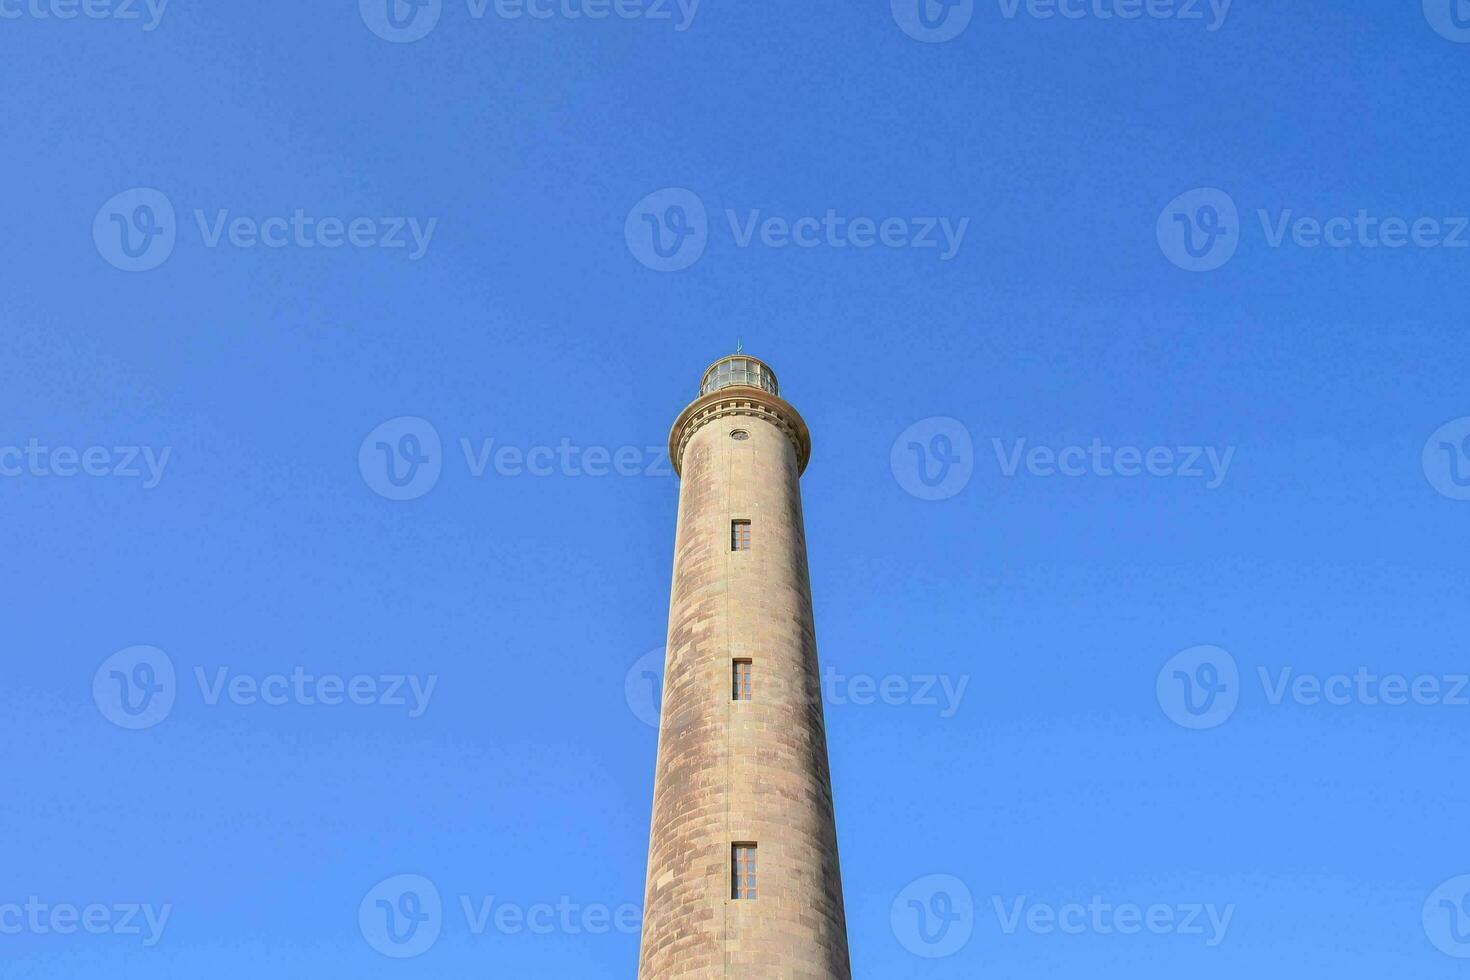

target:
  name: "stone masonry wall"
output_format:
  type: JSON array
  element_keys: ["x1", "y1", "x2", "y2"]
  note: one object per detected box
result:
[{"x1": 637, "y1": 408, "x2": 851, "y2": 980}]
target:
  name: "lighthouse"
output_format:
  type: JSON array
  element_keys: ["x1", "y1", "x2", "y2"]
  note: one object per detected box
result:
[{"x1": 637, "y1": 354, "x2": 852, "y2": 979}]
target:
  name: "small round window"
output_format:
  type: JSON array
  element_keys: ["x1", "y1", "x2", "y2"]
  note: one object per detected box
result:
[{"x1": 730, "y1": 430, "x2": 750, "y2": 441}]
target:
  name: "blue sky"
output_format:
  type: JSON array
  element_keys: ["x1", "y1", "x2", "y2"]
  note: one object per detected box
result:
[{"x1": 3, "y1": 0, "x2": 1470, "y2": 976}]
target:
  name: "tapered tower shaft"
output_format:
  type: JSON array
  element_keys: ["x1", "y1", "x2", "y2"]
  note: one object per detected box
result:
[{"x1": 638, "y1": 355, "x2": 851, "y2": 980}]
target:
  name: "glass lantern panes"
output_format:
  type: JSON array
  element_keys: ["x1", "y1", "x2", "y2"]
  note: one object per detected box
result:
[{"x1": 701, "y1": 357, "x2": 779, "y2": 397}]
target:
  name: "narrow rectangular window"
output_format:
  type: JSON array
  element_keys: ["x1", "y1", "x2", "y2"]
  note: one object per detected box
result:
[
  {"x1": 731, "y1": 520, "x2": 751, "y2": 551},
  {"x1": 732, "y1": 843, "x2": 757, "y2": 900},
  {"x1": 733, "y1": 660, "x2": 752, "y2": 701}
]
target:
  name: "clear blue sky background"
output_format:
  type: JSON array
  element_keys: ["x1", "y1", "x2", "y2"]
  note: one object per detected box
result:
[{"x1": 3, "y1": 1, "x2": 1469, "y2": 977}]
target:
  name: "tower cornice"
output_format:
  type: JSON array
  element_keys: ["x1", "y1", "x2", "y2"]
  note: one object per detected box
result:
[{"x1": 668, "y1": 387, "x2": 812, "y2": 477}]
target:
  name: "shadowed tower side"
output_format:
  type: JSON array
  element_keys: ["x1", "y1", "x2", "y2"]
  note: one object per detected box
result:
[{"x1": 637, "y1": 355, "x2": 851, "y2": 980}]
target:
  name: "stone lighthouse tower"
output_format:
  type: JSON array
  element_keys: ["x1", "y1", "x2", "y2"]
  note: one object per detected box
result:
[{"x1": 637, "y1": 354, "x2": 852, "y2": 980}]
